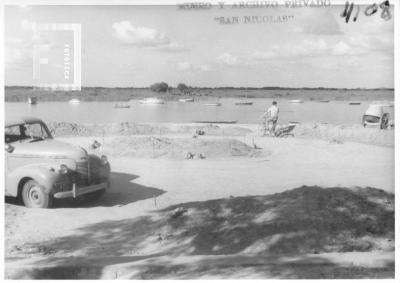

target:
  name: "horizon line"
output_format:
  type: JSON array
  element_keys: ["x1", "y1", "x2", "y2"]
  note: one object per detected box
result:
[{"x1": 4, "y1": 85, "x2": 395, "y2": 91}]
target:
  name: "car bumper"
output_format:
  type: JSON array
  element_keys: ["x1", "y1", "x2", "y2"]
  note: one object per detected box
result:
[
  {"x1": 364, "y1": 122, "x2": 380, "y2": 127},
  {"x1": 53, "y1": 182, "x2": 109, "y2": 199}
]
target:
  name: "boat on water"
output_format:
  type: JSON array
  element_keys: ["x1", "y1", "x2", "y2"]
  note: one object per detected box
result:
[
  {"x1": 204, "y1": 102, "x2": 222, "y2": 107},
  {"x1": 193, "y1": 120, "x2": 237, "y2": 124},
  {"x1": 349, "y1": 101, "x2": 361, "y2": 105},
  {"x1": 69, "y1": 98, "x2": 80, "y2": 104},
  {"x1": 114, "y1": 103, "x2": 130, "y2": 108},
  {"x1": 28, "y1": 97, "x2": 38, "y2": 105},
  {"x1": 139, "y1": 97, "x2": 165, "y2": 104},
  {"x1": 235, "y1": 93, "x2": 253, "y2": 106},
  {"x1": 319, "y1": 100, "x2": 330, "y2": 103},
  {"x1": 235, "y1": 101, "x2": 253, "y2": 106},
  {"x1": 238, "y1": 94, "x2": 255, "y2": 98},
  {"x1": 288, "y1": 100, "x2": 304, "y2": 103},
  {"x1": 178, "y1": 98, "x2": 194, "y2": 102}
]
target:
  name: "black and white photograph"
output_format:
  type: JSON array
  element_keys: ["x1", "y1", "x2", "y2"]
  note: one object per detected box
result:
[{"x1": 2, "y1": 0, "x2": 398, "y2": 280}]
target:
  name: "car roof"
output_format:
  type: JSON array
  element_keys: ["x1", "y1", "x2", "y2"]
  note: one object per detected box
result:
[{"x1": 5, "y1": 116, "x2": 45, "y2": 128}]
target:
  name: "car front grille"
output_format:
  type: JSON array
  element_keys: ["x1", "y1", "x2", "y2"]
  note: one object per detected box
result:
[
  {"x1": 75, "y1": 161, "x2": 89, "y2": 185},
  {"x1": 54, "y1": 182, "x2": 72, "y2": 193}
]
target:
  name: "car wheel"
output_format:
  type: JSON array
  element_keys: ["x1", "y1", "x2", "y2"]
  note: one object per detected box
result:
[
  {"x1": 22, "y1": 180, "x2": 53, "y2": 208},
  {"x1": 84, "y1": 189, "x2": 106, "y2": 201},
  {"x1": 381, "y1": 115, "x2": 389, "y2": 129}
]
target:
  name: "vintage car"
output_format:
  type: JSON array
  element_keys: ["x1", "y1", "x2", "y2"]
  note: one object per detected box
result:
[
  {"x1": 5, "y1": 117, "x2": 111, "y2": 208},
  {"x1": 362, "y1": 104, "x2": 391, "y2": 129}
]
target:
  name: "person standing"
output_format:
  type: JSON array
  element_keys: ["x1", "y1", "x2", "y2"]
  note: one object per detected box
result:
[{"x1": 263, "y1": 101, "x2": 279, "y2": 136}]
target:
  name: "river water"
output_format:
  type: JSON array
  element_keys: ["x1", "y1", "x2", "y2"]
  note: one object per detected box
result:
[{"x1": 5, "y1": 98, "x2": 393, "y2": 125}]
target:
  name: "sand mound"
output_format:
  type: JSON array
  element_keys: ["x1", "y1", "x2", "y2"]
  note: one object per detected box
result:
[
  {"x1": 105, "y1": 136, "x2": 262, "y2": 159},
  {"x1": 293, "y1": 123, "x2": 394, "y2": 147},
  {"x1": 48, "y1": 122, "x2": 394, "y2": 147},
  {"x1": 20, "y1": 186, "x2": 393, "y2": 259},
  {"x1": 151, "y1": 186, "x2": 394, "y2": 256},
  {"x1": 47, "y1": 122, "x2": 251, "y2": 137}
]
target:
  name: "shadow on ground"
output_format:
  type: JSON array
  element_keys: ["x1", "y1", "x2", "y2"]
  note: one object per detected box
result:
[
  {"x1": 54, "y1": 172, "x2": 166, "y2": 208},
  {"x1": 7, "y1": 186, "x2": 395, "y2": 279},
  {"x1": 5, "y1": 172, "x2": 166, "y2": 208}
]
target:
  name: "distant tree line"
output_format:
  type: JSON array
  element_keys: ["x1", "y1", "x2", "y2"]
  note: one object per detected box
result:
[
  {"x1": 149, "y1": 82, "x2": 169, "y2": 93},
  {"x1": 5, "y1": 85, "x2": 394, "y2": 92},
  {"x1": 149, "y1": 82, "x2": 193, "y2": 95},
  {"x1": 4, "y1": 85, "x2": 394, "y2": 102}
]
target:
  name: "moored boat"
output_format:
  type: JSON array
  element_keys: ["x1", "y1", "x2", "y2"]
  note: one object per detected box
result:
[
  {"x1": 193, "y1": 120, "x2": 237, "y2": 124},
  {"x1": 349, "y1": 101, "x2": 361, "y2": 105},
  {"x1": 28, "y1": 97, "x2": 38, "y2": 105},
  {"x1": 139, "y1": 97, "x2": 165, "y2": 104},
  {"x1": 204, "y1": 102, "x2": 222, "y2": 107},
  {"x1": 235, "y1": 101, "x2": 253, "y2": 106},
  {"x1": 68, "y1": 98, "x2": 80, "y2": 104},
  {"x1": 114, "y1": 103, "x2": 130, "y2": 108},
  {"x1": 235, "y1": 93, "x2": 253, "y2": 106},
  {"x1": 288, "y1": 100, "x2": 304, "y2": 103},
  {"x1": 178, "y1": 98, "x2": 194, "y2": 102}
]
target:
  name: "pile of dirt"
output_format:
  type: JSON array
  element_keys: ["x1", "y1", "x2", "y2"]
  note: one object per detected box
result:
[
  {"x1": 47, "y1": 122, "x2": 394, "y2": 147},
  {"x1": 151, "y1": 186, "x2": 394, "y2": 256},
  {"x1": 293, "y1": 123, "x2": 394, "y2": 147},
  {"x1": 47, "y1": 122, "x2": 252, "y2": 137},
  {"x1": 105, "y1": 136, "x2": 262, "y2": 159},
  {"x1": 17, "y1": 186, "x2": 393, "y2": 259}
]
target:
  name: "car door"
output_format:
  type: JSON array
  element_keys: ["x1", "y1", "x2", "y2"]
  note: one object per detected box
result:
[
  {"x1": 4, "y1": 125, "x2": 21, "y2": 197},
  {"x1": 4, "y1": 143, "x2": 12, "y2": 196}
]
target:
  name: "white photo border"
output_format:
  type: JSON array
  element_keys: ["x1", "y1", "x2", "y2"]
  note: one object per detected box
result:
[{"x1": 0, "y1": 1, "x2": 398, "y2": 282}]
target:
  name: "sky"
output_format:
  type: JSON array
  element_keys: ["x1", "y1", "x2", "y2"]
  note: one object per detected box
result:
[{"x1": 4, "y1": 4, "x2": 394, "y2": 88}]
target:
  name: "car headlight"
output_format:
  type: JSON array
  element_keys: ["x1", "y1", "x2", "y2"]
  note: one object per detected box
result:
[
  {"x1": 100, "y1": 155, "x2": 108, "y2": 165},
  {"x1": 59, "y1": 164, "x2": 69, "y2": 174}
]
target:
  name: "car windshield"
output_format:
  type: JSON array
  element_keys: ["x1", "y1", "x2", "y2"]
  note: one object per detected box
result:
[
  {"x1": 5, "y1": 122, "x2": 52, "y2": 143},
  {"x1": 364, "y1": 115, "x2": 380, "y2": 123}
]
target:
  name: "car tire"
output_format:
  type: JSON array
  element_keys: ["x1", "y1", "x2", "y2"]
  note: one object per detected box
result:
[
  {"x1": 381, "y1": 115, "x2": 389, "y2": 129},
  {"x1": 84, "y1": 188, "x2": 106, "y2": 201},
  {"x1": 21, "y1": 180, "x2": 53, "y2": 208}
]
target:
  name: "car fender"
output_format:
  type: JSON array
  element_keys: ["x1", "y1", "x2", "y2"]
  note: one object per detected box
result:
[
  {"x1": 6, "y1": 163, "x2": 64, "y2": 197},
  {"x1": 89, "y1": 154, "x2": 111, "y2": 179}
]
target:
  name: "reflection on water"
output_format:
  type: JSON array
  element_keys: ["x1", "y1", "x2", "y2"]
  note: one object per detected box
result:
[{"x1": 5, "y1": 98, "x2": 392, "y2": 125}]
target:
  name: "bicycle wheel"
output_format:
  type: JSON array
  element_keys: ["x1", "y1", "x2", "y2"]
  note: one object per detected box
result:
[{"x1": 258, "y1": 123, "x2": 266, "y2": 137}]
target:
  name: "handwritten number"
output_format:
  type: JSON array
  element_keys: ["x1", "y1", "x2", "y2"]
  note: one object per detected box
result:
[
  {"x1": 341, "y1": 1, "x2": 349, "y2": 18},
  {"x1": 346, "y1": 2, "x2": 354, "y2": 23},
  {"x1": 353, "y1": 5, "x2": 360, "y2": 22},
  {"x1": 364, "y1": 3, "x2": 378, "y2": 16},
  {"x1": 345, "y1": 0, "x2": 391, "y2": 23},
  {"x1": 341, "y1": 1, "x2": 355, "y2": 23},
  {"x1": 379, "y1": 0, "x2": 392, "y2": 20}
]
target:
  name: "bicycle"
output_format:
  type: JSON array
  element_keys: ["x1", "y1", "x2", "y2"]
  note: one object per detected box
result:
[
  {"x1": 258, "y1": 118, "x2": 275, "y2": 137},
  {"x1": 258, "y1": 118, "x2": 296, "y2": 138}
]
